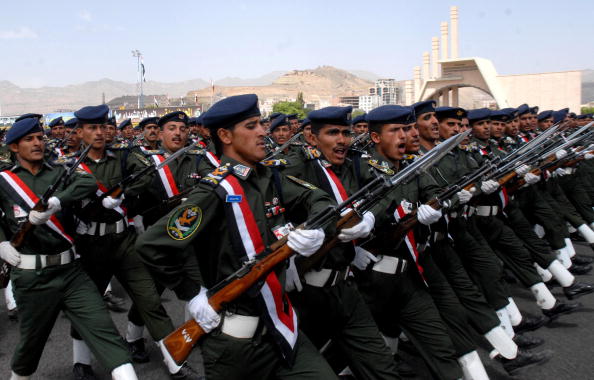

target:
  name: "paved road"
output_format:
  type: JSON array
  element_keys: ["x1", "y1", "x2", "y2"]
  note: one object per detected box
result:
[{"x1": 1, "y1": 241, "x2": 594, "y2": 379}]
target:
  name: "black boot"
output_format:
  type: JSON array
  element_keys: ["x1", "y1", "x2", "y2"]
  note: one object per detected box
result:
[
  {"x1": 542, "y1": 301, "x2": 582, "y2": 320},
  {"x1": 513, "y1": 334, "x2": 544, "y2": 349},
  {"x1": 564, "y1": 282, "x2": 594, "y2": 300},
  {"x1": 498, "y1": 349, "x2": 553, "y2": 374},
  {"x1": 170, "y1": 363, "x2": 205, "y2": 380},
  {"x1": 128, "y1": 338, "x2": 151, "y2": 363},
  {"x1": 514, "y1": 313, "x2": 547, "y2": 333},
  {"x1": 572, "y1": 255, "x2": 594, "y2": 265},
  {"x1": 569, "y1": 264, "x2": 592, "y2": 276},
  {"x1": 73, "y1": 363, "x2": 97, "y2": 380}
]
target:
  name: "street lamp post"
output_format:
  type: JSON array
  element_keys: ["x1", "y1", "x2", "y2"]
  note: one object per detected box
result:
[{"x1": 131, "y1": 49, "x2": 144, "y2": 109}]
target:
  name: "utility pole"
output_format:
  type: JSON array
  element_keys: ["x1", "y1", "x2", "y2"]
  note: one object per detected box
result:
[{"x1": 131, "y1": 49, "x2": 144, "y2": 109}]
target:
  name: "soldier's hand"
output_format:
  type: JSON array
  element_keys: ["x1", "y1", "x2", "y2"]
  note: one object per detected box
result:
[
  {"x1": 456, "y1": 189, "x2": 473, "y2": 205},
  {"x1": 102, "y1": 195, "x2": 123, "y2": 209},
  {"x1": 523, "y1": 172, "x2": 540, "y2": 185},
  {"x1": 0, "y1": 241, "x2": 21, "y2": 266},
  {"x1": 480, "y1": 179, "x2": 499, "y2": 194},
  {"x1": 338, "y1": 211, "x2": 374, "y2": 242},
  {"x1": 585, "y1": 153, "x2": 594, "y2": 160},
  {"x1": 514, "y1": 164, "x2": 530, "y2": 176},
  {"x1": 28, "y1": 196, "x2": 61, "y2": 225},
  {"x1": 417, "y1": 204, "x2": 442, "y2": 225},
  {"x1": 284, "y1": 256, "x2": 303, "y2": 292},
  {"x1": 187, "y1": 288, "x2": 220, "y2": 333},
  {"x1": 555, "y1": 149, "x2": 568, "y2": 160},
  {"x1": 553, "y1": 168, "x2": 568, "y2": 177},
  {"x1": 287, "y1": 228, "x2": 325, "y2": 257},
  {"x1": 352, "y1": 246, "x2": 379, "y2": 270}
]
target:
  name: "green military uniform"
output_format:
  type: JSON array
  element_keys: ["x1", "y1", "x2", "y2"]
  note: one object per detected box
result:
[
  {"x1": 283, "y1": 146, "x2": 401, "y2": 380},
  {"x1": 1, "y1": 161, "x2": 130, "y2": 375},
  {"x1": 69, "y1": 148, "x2": 174, "y2": 344},
  {"x1": 136, "y1": 155, "x2": 339, "y2": 380}
]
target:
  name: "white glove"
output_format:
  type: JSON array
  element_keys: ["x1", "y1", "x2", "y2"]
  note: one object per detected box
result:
[
  {"x1": 555, "y1": 149, "x2": 567, "y2": 159},
  {"x1": 28, "y1": 196, "x2": 62, "y2": 225},
  {"x1": 0, "y1": 241, "x2": 20, "y2": 266},
  {"x1": 287, "y1": 228, "x2": 325, "y2": 257},
  {"x1": 456, "y1": 189, "x2": 473, "y2": 205},
  {"x1": 480, "y1": 179, "x2": 500, "y2": 194},
  {"x1": 514, "y1": 164, "x2": 530, "y2": 176},
  {"x1": 284, "y1": 256, "x2": 303, "y2": 292},
  {"x1": 585, "y1": 153, "x2": 594, "y2": 160},
  {"x1": 187, "y1": 288, "x2": 220, "y2": 333},
  {"x1": 523, "y1": 172, "x2": 540, "y2": 185},
  {"x1": 102, "y1": 195, "x2": 123, "y2": 209},
  {"x1": 352, "y1": 246, "x2": 379, "y2": 270},
  {"x1": 338, "y1": 211, "x2": 375, "y2": 242},
  {"x1": 417, "y1": 204, "x2": 442, "y2": 225},
  {"x1": 553, "y1": 168, "x2": 567, "y2": 177}
]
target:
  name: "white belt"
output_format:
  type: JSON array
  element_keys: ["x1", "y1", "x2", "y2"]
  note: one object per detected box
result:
[
  {"x1": 79, "y1": 220, "x2": 127, "y2": 236},
  {"x1": 17, "y1": 249, "x2": 76, "y2": 270},
  {"x1": 372, "y1": 255, "x2": 407, "y2": 275},
  {"x1": 304, "y1": 268, "x2": 349, "y2": 287},
  {"x1": 221, "y1": 313, "x2": 260, "y2": 339},
  {"x1": 475, "y1": 205, "x2": 499, "y2": 217}
]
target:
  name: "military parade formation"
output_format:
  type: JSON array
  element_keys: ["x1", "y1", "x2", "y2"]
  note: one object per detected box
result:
[{"x1": 1, "y1": 95, "x2": 594, "y2": 380}]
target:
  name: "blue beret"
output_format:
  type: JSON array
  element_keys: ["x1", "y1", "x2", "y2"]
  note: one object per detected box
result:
[
  {"x1": 352, "y1": 114, "x2": 367, "y2": 125},
  {"x1": 203, "y1": 94, "x2": 261, "y2": 130},
  {"x1": 412, "y1": 100, "x2": 436, "y2": 116},
  {"x1": 270, "y1": 115, "x2": 289, "y2": 132},
  {"x1": 530, "y1": 106, "x2": 539, "y2": 115},
  {"x1": 537, "y1": 110, "x2": 553, "y2": 121},
  {"x1": 490, "y1": 110, "x2": 512, "y2": 122},
  {"x1": 300, "y1": 118, "x2": 311, "y2": 127},
  {"x1": 139, "y1": 117, "x2": 159, "y2": 129},
  {"x1": 74, "y1": 105, "x2": 109, "y2": 124},
  {"x1": 552, "y1": 108, "x2": 569, "y2": 123},
  {"x1": 106, "y1": 116, "x2": 117, "y2": 126},
  {"x1": 309, "y1": 106, "x2": 352, "y2": 127},
  {"x1": 15, "y1": 113, "x2": 42, "y2": 123},
  {"x1": 568, "y1": 112, "x2": 577, "y2": 119},
  {"x1": 435, "y1": 107, "x2": 467, "y2": 121},
  {"x1": 286, "y1": 113, "x2": 298, "y2": 120},
  {"x1": 269, "y1": 112, "x2": 285, "y2": 120},
  {"x1": 500, "y1": 108, "x2": 518, "y2": 119},
  {"x1": 516, "y1": 104, "x2": 531, "y2": 116},
  {"x1": 6, "y1": 118, "x2": 43, "y2": 144},
  {"x1": 366, "y1": 105, "x2": 415, "y2": 125},
  {"x1": 467, "y1": 108, "x2": 491, "y2": 124},
  {"x1": 118, "y1": 118, "x2": 132, "y2": 130},
  {"x1": 48, "y1": 117, "x2": 64, "y2": 128},
  {"x1": 158, "y1": 111, "x2": 189, "y2": 128},
  {"x1": 187, "y1": 117, "x2": 198, "y2": 126},
  {"x1": 64, "y1": 118, "x2": 78, "y2": 128}
]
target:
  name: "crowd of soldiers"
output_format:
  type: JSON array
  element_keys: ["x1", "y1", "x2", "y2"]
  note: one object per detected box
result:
[{"x1": 1, "y1": 95, "x2": 594, "y2": 380}]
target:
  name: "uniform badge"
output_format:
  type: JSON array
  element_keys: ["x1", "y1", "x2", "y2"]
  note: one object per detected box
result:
[
  {"x1": 286, "y1": 175, "x2": 318, "y2": 190},
  {"x1": 12, "y1": 204, "x2": 27, "y2": 219},
  {"x1": 225, "y1": 195, "x2": 242, "y2": 203},
  {"x1": 367, "y1": 159, "x2": 394, "y2": 175},
  {"x1": 167, "y1": 205, "x2": 202, "y2": 240},
  {"x1": 132, "y1": 152, "x2": 151, "y2": 167},
  {"x1": 233, "y1": 164, "x2": 251, "y2": 179}
]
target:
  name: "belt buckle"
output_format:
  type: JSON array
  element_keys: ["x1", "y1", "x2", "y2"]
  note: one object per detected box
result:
[{"x1": 46, "y1": 254, "x2": 61, "y2": 267}]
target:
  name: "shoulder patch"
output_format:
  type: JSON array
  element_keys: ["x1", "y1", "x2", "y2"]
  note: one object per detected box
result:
[
  {"x1": 260, "y1": 159, "x2": 287, "y2": 167},
  {"x1": 186, "y1": 149, "x2": 205, "y2": 155},
  {"x1": 167, "y1": 204, "x2": 202, "y2": 240},
  {"x1": 367, "y1": 159, "x2": 395, "y2": 175},
  {"x1": 132, "y1": 152, "x2": 152, "y2": 167},
  {"x1": 286, "y1": 175, "x2": 318, "y2": 190},
  {"x1": 200, "y1": 163, "x2": 232, "y2": 188},
  {"x1": 51, "y1": 156, "x2": 76, "y2": 166},
  {"x1": 302, "y1": 146, "x2": 321, "y2": 160},
  {"x1": 109, "y1": 142, "x2": 130, "y2": 150}
]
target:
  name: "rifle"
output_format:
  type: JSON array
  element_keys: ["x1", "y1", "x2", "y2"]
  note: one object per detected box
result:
[
  {"x1": 160, "y1": 130, "x2": 469, "y2": 364},
  {"x1": 0, "y1": 144, "x2": 92, "y2": 288}
]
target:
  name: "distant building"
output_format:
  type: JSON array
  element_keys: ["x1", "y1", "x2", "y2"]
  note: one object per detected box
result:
[
  {"x1": 358, "y1": 95, "x2": 380, "y2": 113},
  {"x1": 338, "y1": 96, "x2": 360, "y2": 109}
]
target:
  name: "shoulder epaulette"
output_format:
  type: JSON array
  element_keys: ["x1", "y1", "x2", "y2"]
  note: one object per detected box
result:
[
  {"x1": 109, "y1": 142, "x2": 131, "y2": 150},
  {"x1": 302, "y1": 146, "x2": 321, "y2": 160},
  {"x1": 367, "y1": 159, "x2": 395, "y2": 175},
  {"x1": 286, "y1": 175, "x2": 318, "y2": 190},
  {"x1": 51, "y1": 156, "x2": 76, "y2": 166},
  {"x1": 403, "y1": 154, "x2": 418, "y2": 161},
  {"x1": 200, "y1": 163, "x2": 232, "y2": 188},
  {"x1": 186, "y1": 149, "x2": 205, "y2": 155},
  {"x1": 260, "y1": 159, "x2": 287, "y2": 167},
  {"x1": 141, "y1": 149, "x2": 164, "y2": 156},
  {"x1": 132, "y1": 152, "x2": 152, "y2": 167}
]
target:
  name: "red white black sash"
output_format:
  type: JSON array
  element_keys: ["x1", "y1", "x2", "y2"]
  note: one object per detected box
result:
[
  {"x1": 0, "y1": 170, "x2": 74, "y2": 245},
  {"x1": 150, "y1": 154, "x2": 180, "y2": 199},
  {"x1": 204, "y1": 151, "x2": 221, "y2": 167},
  {"x1": 315, "y1": 160, "x2": 348, "y2": 203},
  {"x1": 215, "y1": 173, "x2": 298, "y2": 363},
  {"x1": 498, "y1": 187, "x2": 509, "y2": 209},
  {"x1": 393, "y1": 202, "x2": 427, "y2": 284},
  {"x1": 78, "y1": 163, "x2": 127, "y2": 217}
]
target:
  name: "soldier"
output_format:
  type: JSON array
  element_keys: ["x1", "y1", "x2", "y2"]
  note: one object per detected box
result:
[
  {"x1": 69, "y1": 105, "x2": 200, "y2": 380},
  {"x1": 105, "y1": 116, "x2": 118, "y2": 145},
  {"x1": 48, "y1": 116, "x2": 66, "y2": 140},
  {"x1": 136, "y1": 94, "x2": 340, "y2": 379},
  {"x1": 269, "y1": 115, "x2": 292, "y2": 148},
  {"x1": 118, "y1": 118, "x2": 134, "y2": 142},
  {"x1": 351, "y1": 114, "x2": 368, "y2": 136},
  {"x1": 0, "y1": 118, "x2": 138, "y2": 380},
  {"x1": 136, "y1": 117, "x2": 160, "y2": 150},
  {"x1": 537, "y1": 110, "x2": 554, "y2": 131},
  {"x1": 287, "y1": 113, "x2": 300, "y2": 134}
]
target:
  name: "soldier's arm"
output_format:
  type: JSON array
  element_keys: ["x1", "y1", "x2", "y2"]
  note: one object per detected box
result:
[
  {"x1": 123, "y1": 151, "x2": 156, "y2": 198},
  {"x1": 54, "y1": 169, "x2": 98, "y2": 207}
]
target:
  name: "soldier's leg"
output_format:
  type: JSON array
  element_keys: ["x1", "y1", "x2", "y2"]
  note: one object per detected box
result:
[
  {"x1": 275, "y1": 332, "x2": 339, "y2": 380},
  {"x1": 518, "y1": 187, "x2": 568, "y2": 251},
  {"x1": 559, "y1": 174, "x2": 594, "y2": 225},
  {"x1": 9, "y1": 267, "x2": 64, "y2": 376}
]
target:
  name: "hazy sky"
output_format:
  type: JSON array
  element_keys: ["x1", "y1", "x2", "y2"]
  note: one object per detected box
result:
[{"x1": 2, "y1": 0, "x2": 593, "y2": 87}]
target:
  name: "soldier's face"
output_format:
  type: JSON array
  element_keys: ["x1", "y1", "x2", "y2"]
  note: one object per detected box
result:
[
  {"x1": 438, "y1": 118, "x2": 461, "y2": 139},
  {"x1": 490, "y1": 120, "x2": 505, "y2": 139},
  {"x1": 289, "y1": 119, "x2": 299, "y2": 133},
  {"x1": 10, "y1": 132, "x2": 45, "y2": 163},
  {"x1": 189, "y1": 125, "x2": 200, "y2": 135},
  {"x1": 271, "y1": 125, "x2": 291, "y2": 145},
  {"x1": 143, "y1": 124, "x2": 160, "y2": 143},
  {"x1": 416, "y1": 112, "x2": 439, "y2": 142},
  {"x1": 302, "y1": 125, "x2": 314, "y2": 145},
  {"x1": 77, "y1": 123, "x2": 106, "y2": 149},
  {"x1": 472, "y1": 120, "x2": 491, "y2": 140},
  {"x1": 66, "y1": 128, "x2": 81, "y2": 148},
  {"x1": 460, "y1": 118, "x2": 470, "y2": 145},
  {"x1": 217, "y1": 116, "x2": 267, "y2": 165},
  {"x1": 160, "y1": 121, "x2": 188, "y2": 152},
  {"x1": 529, "y1": 114, "x2": 538, "y2": 128},
  {"x1": 353, "y1": 122, "x2": 368, "y2": 136},
  {"x1": 122, "y1": 125, "x2": 134, "y2": 138},
  {"x1": 405, "y1": 124, "x2": 420, "y2": 153},
  {"x1": 371, "y1": 123, "x2": 407, "y2": 162},
  {"x1": 198, "y1": 125, "x2": 211, "y2": 139},
  {"x1": 519, "y1": 115, "x2": 531, "y2": 131},
  {"x1": 51, "y1": 125, "x2": 65, "y2": 139},
  {"x1": 539, "y1": 118, "x2": 554, "y2": 131},
  {"x1": 312, "y1": 124, "x2": 352, "y2": 166}
]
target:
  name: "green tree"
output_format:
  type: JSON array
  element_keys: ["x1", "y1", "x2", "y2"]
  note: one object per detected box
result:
[
  {"x1": 272, "y1": 101, "x2": 307, "y2": 118},
  {"x1": 352, "y1": 109, "x2": 366, "y2": 118},
  {"x1": 581, "y1": 107, "x2": 594, "y2": 115},
  {"x1": 296, "y1": 92, "x2": 305, "y2": 108}
]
